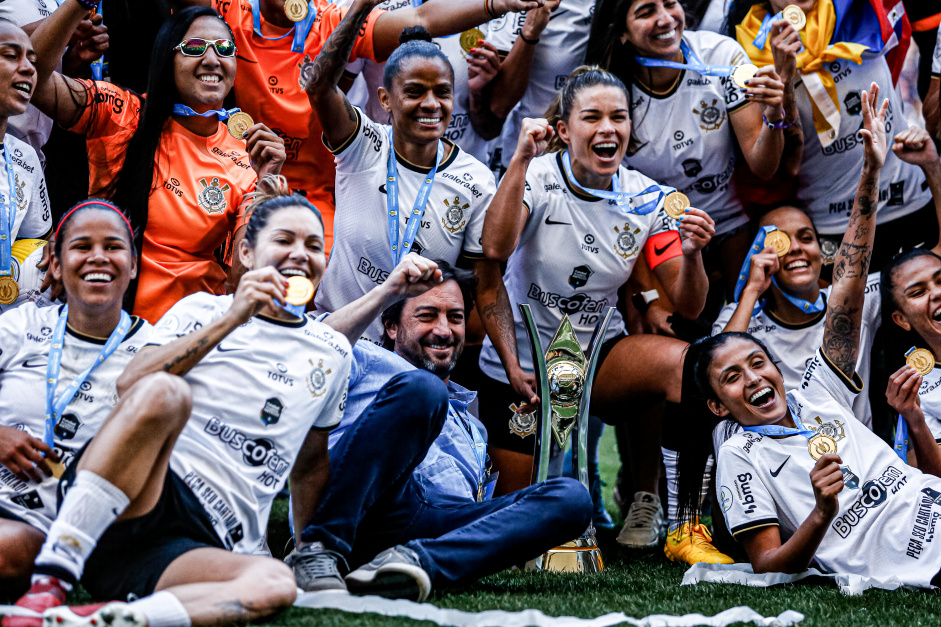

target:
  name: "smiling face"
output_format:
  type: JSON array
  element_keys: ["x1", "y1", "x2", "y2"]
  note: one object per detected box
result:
[
  {"x1": 239, "y1": 205, "x2": 326, "y2": 287},
  {"x1": 889, "y1": 254, "x2": 941, "y2": 347},
  {"x1": 619, "y1": 0, "x2": 685, "y2": 59},
  {"x1": 556, "y1": 85, "x2": 631, "y2": 181},
  {"x1": 386, "y1": 280, "x2": 466, "y2": 380},
  {"x1": 379, "y1": 56, "x2": 454, "y2": 146},
  {"x1": 706, "y1": 336, "x2": 790, "y2": 427},
  {"x1": 173, "y1": 16, "x2": 236, "y2": 111},
  {"x1": 51, "y1": 210, "x2": 137, "y2": 313},
  {"x1": 759, "y1": 207, "x2": 822, "y2": 297},
  {"x1": 0, "y1": 23, "x2": 36, "y2": 119}
]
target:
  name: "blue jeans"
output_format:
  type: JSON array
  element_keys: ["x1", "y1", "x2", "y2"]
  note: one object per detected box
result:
[{"x1": 301, "y1": 370, "x2": 592, "y2": 586}]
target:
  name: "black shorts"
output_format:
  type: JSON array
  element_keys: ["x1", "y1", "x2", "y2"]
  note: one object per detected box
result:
[
  {"x1": 477, "y1": 333, "x2": 626, "y2": 454},
  {"x1": 58, "y1": 448, "x2": 224, "y2": 601}
]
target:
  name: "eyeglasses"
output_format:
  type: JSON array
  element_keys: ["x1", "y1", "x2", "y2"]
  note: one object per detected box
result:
[{"x1": 173, "y1": 38, "x2": 237, "y2": 58}]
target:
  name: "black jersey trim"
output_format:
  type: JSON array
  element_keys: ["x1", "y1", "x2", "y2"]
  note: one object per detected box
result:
[
  {"x1": 555, "y1": 152, "x2": 604, "y2": 203},
  {"x1": 459, "y1": 250, "x2": 486, "y2": 261},
  {"x1": 634, "y1": 68, "x2": 685, "y2": 100},
  {"x1": 310, "y1": 423, "x2": 338, "y2": 432},
  {"x1": 730, "y1": 518, "x2": 779, "y2": 536},
  {"x1": 819, "y1": 348, "x2": 864, "y2": 393},
  {"x1": 325, "y1": 106, "x2": 363, "y2": 155},
  {"x1": 728, "y1": 97, "x2": 754, "y2": 114},
  {"x1": 395, "y1": 139, "x2": 459, "y2": 174},
  {"x1": 66, "y1": 316, "x2": 145, "y2": 345},
  {"x1": 764, "y1": 294, "x2": 828, "y2": 330},
  {"x1": 257, "y1": 313, "x2": 307, "y2": 328}
]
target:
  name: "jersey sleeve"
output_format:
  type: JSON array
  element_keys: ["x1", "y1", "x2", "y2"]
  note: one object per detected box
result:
[
  {"x1": 67, "y1": 80, "x2": 141, "y2": 141},
  {"x1": 0, "y1": 307, "x2": 27, "y2": 373},
  {"x1": 799, "y1": 348, "x2": 863, "y2": 412},
  {"x1": 16, "y1": 148, "x2": 50, "y2": 238},
  {"x1": 461, "y1": 167, "x2": 496, "y2": 258},
  {"x1": 145, "y1": 293, "x2": 225, "y2": 347},
  {"x1": 327, "y1": 106, "x2": 387, "y2": 174},
  {"x1": 517, "y1": 167, "x2": 547, "y2": 247},
  {"x1": 712, "y1": 301, "x2": 737, "y2": 336},
  {"x1": 318, "y1": 3, "x2": 384, "y2": 62},
  {"x1": 312, "y1": 338, "x2": 353, "y2": 431},
  {"x1": 862, "y1": 272, "x2": 882, "y2": 333},
  {"x1": 716, "y1": 443, "x2": 779, "y2": 537},
  {"x1": 933, "y1": 28, "x2": 940, "y2": 76},
  {"x1": 712, "y1": 35, "x2": 750, "y2": 112},
  {"x1": 641, "y1": 201, "x2": 681, "y2": 269}
]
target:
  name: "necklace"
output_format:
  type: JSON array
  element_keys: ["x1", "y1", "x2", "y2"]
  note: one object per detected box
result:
[{"x1": 636, "y1": 66, "x2": 682, "y2": 96}]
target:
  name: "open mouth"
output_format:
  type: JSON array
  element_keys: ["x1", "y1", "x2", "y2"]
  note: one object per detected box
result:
[
  {"x1": 279, "y1": 268, "x2": 308, "y2": 278},
  {"x1": 655, "y1": 29, "x2": 676, "y2": 41},
  {"x1": 198, "y1": 75, "x2": 222, "y2": 84},
  {"x1": 748, "y1": 386, "x2": 775, "y2": 408},
  {"x1": 417, "y1": 117, "x2": 441, "y2": 126},
  {"x1": 592, "y1": 142, "x2": 618, "y2": 159},
  {"x1": 12, "y1": 81, "x2": 31, "y2": 96},
  {"x1": 784, "y1": 260, "x2": 810, "y2": 271},
  {"x1": 932, "y1": 307, "x2": 941, "y2": 322},
  {"x1": 82, "y1": 272, "x2": 114, "y2": 284}
]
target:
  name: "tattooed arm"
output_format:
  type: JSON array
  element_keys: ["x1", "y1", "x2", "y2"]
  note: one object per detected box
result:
[
  {"x1": 822, "y1": 83, "x2": 887, "y2": 378},
  {"x1": 305, "y1": 0, "x2": 384, "y2": 150}
]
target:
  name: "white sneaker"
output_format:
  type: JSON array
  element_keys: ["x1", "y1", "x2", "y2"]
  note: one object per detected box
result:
[
  {"x1": 43, "y1": 603, "x2": 146, "y2": 627},
  {"x1": 616, "y1": 491, "x2": 663, "y2": 548}
]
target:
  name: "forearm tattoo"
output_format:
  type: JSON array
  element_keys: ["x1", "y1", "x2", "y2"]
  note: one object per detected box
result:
[
  {"x1": 162, "y1": 337, "x2": 209, "y2": 373},
  {"x1": 482, "y1": 293, "x2": 518, "y2": 359},
  {"x1": 823, "y1": 302, "x2": 861, "y2": 377}
]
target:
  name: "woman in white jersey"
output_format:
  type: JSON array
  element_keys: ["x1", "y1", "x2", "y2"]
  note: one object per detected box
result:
[
  {"x1": 590, "y1": 0, "x2": 802, "y2": 298},
  {"x1": 729, "y1": 0, "x2": 935, "y2": 271},
  {"x1": 8, "y1": 178, "x2": 351, "y2": 627},
  {"x1": 306, "y1": 3, "x2": 499, "y2": 346},
  {"x1": 0, "y1": 201, "x2": 150, "y2": 597},
  {"x1": 678, "y1": 87, "x2": 941, "y2": 586}
]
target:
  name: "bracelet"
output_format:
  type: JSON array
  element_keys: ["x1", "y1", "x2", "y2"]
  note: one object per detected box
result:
[
  {"x1": 74, "y1": 0, "x2": 98, "y2": 10},
  {"x1": 762, "y1": 114, "x2": 796, "y2": 130},
  {"x1": 485, "y1": 0, "x2": 499, "y2": 19},
  {"x1": 519, "y1": 33, "x2": 540, "y2": 45}
]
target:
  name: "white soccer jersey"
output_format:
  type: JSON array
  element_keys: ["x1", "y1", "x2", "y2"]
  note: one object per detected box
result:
[
  {"x1": 315, "y1": 107, "x2": 495, "y2": 343},
  {"x1": 718, "y1": 348, "x2": 941, "y2": 588},
  {"x1": 917, "y1": 366, "x2": 941, "y2": 442},
  {"x1": 479, "y1": 152, "x2": 677, "y2": 380},
  {"x1": 623, "y1": 31, "x2": 751, "y2": 236},
  {"x1": 711, "y1": 273, "x2": 881, "y2": 426},
  {"x1": 342, "y1": 0, "x2": 492, "y2": 162},
  {"x1": 933, "y1": 27, "x2": 940, "y2": 76},
  {"x1": 0, "y1": 304, "x2": 151, "y2": 533},
  {"x1": 149, "y1": 293, "x2": 351, "y2": 554},
  {"x1": 486, "y1": 0, "x2": 593, "y2": 168},
  {"x1": 793, "y1": 56, "x2": 931, "y2": 234}
]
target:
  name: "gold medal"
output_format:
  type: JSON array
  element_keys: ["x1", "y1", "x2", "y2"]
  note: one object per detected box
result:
[
  {"x1": 285, "y1": 275, "x2": 315, "y2": 306},
  {"x1": 764, "y1": 230, "x2": 791, "y2": 257},
  {"x1": 0, "y1": 274, "x2": 18, "y2": 305},
  {"x1": 226, "y1": 111, "x2": 254, "y2": 139},
  {"x1": 906, "y1": 347, "x2": 935, "y2": 376},
  {"x1": 663, "y1": 191, "x2": 690, "y2": 219},
  {"x1": 732, "y1": 63, "x2": 759, "y2": 89},
  {"x1": 460, "y1": 28, "x2": 485, "y2": 55},
  {"x1": 783, "y1": 4, "x2": 806, "y2": 30},
  {"x1": 284, "y1": 0, "x2": 308, "y2": 22},
  {"x1": 48, "y1": 460, "x2": 66, "y2": 480},
  {"x1": 808, "y1": 433, "x2": 837, "y2": 460}
]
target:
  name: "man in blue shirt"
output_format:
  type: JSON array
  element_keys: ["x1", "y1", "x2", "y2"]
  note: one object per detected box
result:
[{"x1": 289, "y1": 255, "x2": 592, "y2": 601}]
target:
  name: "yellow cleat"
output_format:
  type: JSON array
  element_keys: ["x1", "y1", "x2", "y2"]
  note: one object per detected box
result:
[{"x1": 663, "y1": 520, "x2": 734, "y2": 565}]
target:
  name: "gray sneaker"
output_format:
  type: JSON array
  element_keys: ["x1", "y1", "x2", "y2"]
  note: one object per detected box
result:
[
  {"x1": 285, "y1": 541, "x2": 348, "y2": 593},
  {"x1": 345, "y1": 545, "x2": 431, "y2": 602}
]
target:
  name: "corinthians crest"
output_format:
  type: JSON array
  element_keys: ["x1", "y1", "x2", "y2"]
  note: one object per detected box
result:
[
  {"x1": 810, "y1": 416, "x2": 846, "y2": 442},
  {"x1": 693, "y1": 98, "x2": 726, "y2": 131},
  {"x1": 298, "y1": 54, "x2": 314, "y2": 90},
  {"x1": 197, "y1": 177, "x2": 230, "y2": 214},
  {"x1": 442, "y1": 196, "x2": 468, "y2": 234},
  {"x1": 307, "y1": 358, "x2": 332, "y2": 398},
  {"x1": 612, "y1": 223, "x2": 641, "y2": 260},
  {"x1": 508, "y1": 402, "x2": 537, "y2": 438}
]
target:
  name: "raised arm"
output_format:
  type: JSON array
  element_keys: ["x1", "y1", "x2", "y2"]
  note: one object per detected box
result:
[
  {"x1": 926, "y1": 76, "x2": 939, "y2": 142},
  {"x1": 371, "y1": 0, "x2": 543, "y2": 61},
  {"x1": 29, "y1": 0, "x2": 91, "y2": 126},
  {"x1": 304, "y1": 0, "x2": 384, "y2": 150},
  {"x1": 720, "y1": 247, "x2": 779, "y2": 332},
  {"x1": 821, "y1": 83, "x2": 886, "y2": 378},
  {"x1": 888, "y1": 126, "x2": 941, "y2": 256}
]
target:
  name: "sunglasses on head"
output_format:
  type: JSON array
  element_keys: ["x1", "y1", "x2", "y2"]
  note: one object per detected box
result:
[{"x1": 173, "y1": 38, "x2": 237, "y2": 58}]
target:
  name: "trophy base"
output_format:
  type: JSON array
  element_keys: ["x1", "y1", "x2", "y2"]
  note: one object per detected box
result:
[{"x1": 525, "y1": 534, "x2": 604, "y2": 573}]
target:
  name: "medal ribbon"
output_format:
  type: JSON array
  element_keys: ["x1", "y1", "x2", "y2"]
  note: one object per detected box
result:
[
  {"x1": 733, "y1": 225, "x2": 825, "y2": 316},
  {"x1": 90, "y1": 2, "x2": 105, "y2": 81},
  {"x1": 451, "y1": 405, "x2": 488, "y2": 500},
  {"x1": 172, "y1": 105, "x2": 241, "y2": 121},
  {"x1": 251, "y1": 0, "x2": 317, "y2": 54},
  {"x1": 385, "y1": 129, "x2": 444, "y2": 265},
  {"x1": 43, "y1": 306, "x2": 132, "y2": 449},
  {"x1": 893, "y1": 414, "x2": 909, "y2": 461},
  {"x1": 0, "y1": 138, "x2": 19, "y2": 276},
  {"x1": 560, "y1": 151, "x2": 673, "y2": 216},
  {"x1": 635, "y1": 40, "x2": 735, "y2": 77}
]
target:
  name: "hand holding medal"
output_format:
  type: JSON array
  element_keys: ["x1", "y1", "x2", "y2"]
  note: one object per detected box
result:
[{"x1": 282, "y1": 275, "x2": 315, "y2": 318}]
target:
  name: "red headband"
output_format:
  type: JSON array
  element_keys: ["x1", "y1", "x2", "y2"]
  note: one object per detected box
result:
[{"x1": 55, "y1": 200, "x2": 134, "y2": 243}]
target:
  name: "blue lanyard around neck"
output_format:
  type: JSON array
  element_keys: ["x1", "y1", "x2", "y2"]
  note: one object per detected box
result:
[
  {"x1": 172, "y1": 104, "x2": 241, "y2": 121},
  {"x1": 635, "y1": 39, "x2": 734, "y2": 78},
  {"x1": 251, "y1": 0, "x2": 317, "y2": 54},
  {"x1": 385, "y1": 129, "x2": 443, "y2": 265},
  {"x1": 0, "y1": 138, "x2": 18, "y2": 276},
  {"x1": 751, "y1": 12, "x2": 805, "y2": 52},
  {"x1": 742, "y1": 422, "x2": 817, "y2": 439},
  {"x1": 732, "y1": 225, "x2": 825, "y2": 316},
  {"x1": 560, "y1": 151, "x2": 673, "y2": 216},
  {"x1": 451, "y1": 404, "x2": 487, "y2": 486},
  {"x1": 43, "y1": 306, "x2": 132, "y2": 449}
]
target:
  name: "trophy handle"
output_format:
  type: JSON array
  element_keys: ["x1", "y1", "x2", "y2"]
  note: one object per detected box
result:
[
  {"x1": 518, "y1": 304, "x2": 552, "y2": 484},
  {"x1": 572, "y1": 307, "x2": 615, "y2": 490}
]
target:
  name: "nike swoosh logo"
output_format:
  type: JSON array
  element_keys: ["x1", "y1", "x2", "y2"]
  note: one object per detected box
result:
[
  {"x1": 654, "y1": 241, "x2": 678, "y2": 256},
  {"x1": 216, "y1": 345, "x2": 239, "y2": 353},
  {"x1": 547, "y1": 9, "x2": 568, "y2": 20},
  {"x1": 770, "y1": 456, "x2": 790, "y2": 477},
  {"x1": 379, "y1": 184, "x2": 387, "y2": 194},
  {"x1": 22, "y1": 359, "x2": 45, "y2": 368},
  {"x1": 544, "y1": 216, "x2": 571, "y2": 226}
]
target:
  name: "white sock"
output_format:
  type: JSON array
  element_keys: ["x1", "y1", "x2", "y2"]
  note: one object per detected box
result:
[
  {"x1": 129, "y1": 591, "x2": 192, "y2": 627},
  {"x1": 662, "y1": 449, "x2": 714, "y2": 533},
  {"x1": 34, "y1": 470, "x2": 130, "y2": 581}
]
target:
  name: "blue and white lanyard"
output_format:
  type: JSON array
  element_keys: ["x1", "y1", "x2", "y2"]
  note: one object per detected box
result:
[
  {"x1": 743, "y1": 423, "x2": 818, "y2": 439},
  {"x1": 386, "y1": 129, "x2": 443, "y2": 265},
  {"x1": 894, "y1": 413, "x2": 909, "y2": 462},
  {"x1": 90, "y1": 1, "x2": 105, "y2": 81},
  {"x1": 251, "y1": 0, "x2": 317, "y2": 54},
  {"x1": 452, "y1": 405, "x2": 488, "y2": 497},
  {"x1": 172, "y1": 104, "x2": 241, "y2": 121},
  {"x1": 43, "y1": 306, "x2": 132, "y2": 449},
  {"x1": 0, "y1": 138, "x2": 18, "y2": 276},
  {"x1": 732, "y1": 225, "x2": 825, "y2": 316},
  {"x1": 635, "y1": 40, "x2": 735, "y2": 78},
  {"x1": 751, "y1": 12, "x2": 806, "y2": 52},
  {"x1": 560, "y1": 151, "x2": 673, "y2": 216}
]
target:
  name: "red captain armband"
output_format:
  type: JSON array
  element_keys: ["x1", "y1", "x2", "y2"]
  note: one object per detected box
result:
[{"x1": 643, "y1": 230, "x2": 682, "y2": 269}]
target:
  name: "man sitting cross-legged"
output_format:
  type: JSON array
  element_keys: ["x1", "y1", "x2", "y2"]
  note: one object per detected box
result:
[{"x1": 288, "y1": 255, "x2": 592, "y2": 600}]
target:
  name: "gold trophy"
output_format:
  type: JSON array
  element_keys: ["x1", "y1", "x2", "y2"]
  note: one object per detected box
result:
[{"x1": 519, "y1": 304, "x2": 614, "y2": 573}]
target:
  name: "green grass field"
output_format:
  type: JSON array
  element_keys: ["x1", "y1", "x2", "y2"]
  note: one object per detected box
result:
[{"x1": 14, "y1": 428, "x2": 941, "y2": 626}]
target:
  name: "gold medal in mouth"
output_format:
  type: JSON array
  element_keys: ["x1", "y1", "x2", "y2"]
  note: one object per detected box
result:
[{"x1": 285, "y1": 276, "x2": 315, "y2": 306}]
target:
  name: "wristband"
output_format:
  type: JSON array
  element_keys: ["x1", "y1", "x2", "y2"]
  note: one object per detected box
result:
[
  {"x1": 485, "y1": 0, "x2": 498, "y2": 19},
  {"x1": 762, "y1": 114, "x2": 796, "y2": 130},
  {"x1": 74, "y1": 0, "x2": 98, "y2": 10},
  {"x1": 519, "y1": 33, "x2": 540, "y2": 45},
  {"x1": 631, "y1": 289, "x2": 660, "y2": 313}
]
